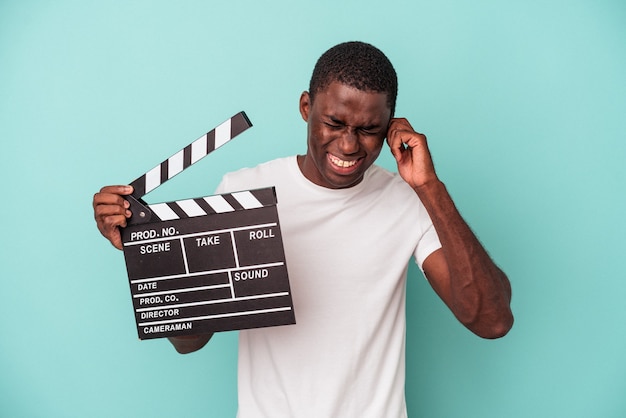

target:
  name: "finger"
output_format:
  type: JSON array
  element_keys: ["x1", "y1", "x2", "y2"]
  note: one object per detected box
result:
[
  {"x1": 403, "y1": 131, "x2": 427, "y2": 149},
  {"x1": 97, "y1": 211, "x2": 128, "y2": 230},
  {"x1": 390, "y1": 122, "x2": 426, "y2": 146},
  {"x1": 391, "y1": 116, "x2": 411, "y2": 126},
  {"x1": 386, "y1": 129, "x2": 407, "y2": 162},
  {"x1": 99, "y1": 185, "x2": 134, "y2": 195},
  {"x1": 387, "y1": 120, "x2": 408, "y2": 146},
  {"x1": 388, "y1": 118, "x2": 414, "y2": 135},
  {"x1": 93, "y1": 192, "x2": 133, "y2": 223},
  {"x1": 94, "y1": 203, "x2": 131, "y2": 220},
  {"x1": 93, "y1": 192, "x2": 131, "y2": 209},
  {"x1": 388, "y1": 118, "x2": 418, "y2": 141},
  {"x1": 387, "y1": 126, "x2": 416, "y2": 152},
  {"x1": 388, "y1": 132, "x2": 415, "y2": 166}
]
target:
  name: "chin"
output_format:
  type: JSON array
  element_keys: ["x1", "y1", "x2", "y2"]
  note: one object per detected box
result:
[{"x1": 324, "y1": 173, "x2": 364, "y2": 189}]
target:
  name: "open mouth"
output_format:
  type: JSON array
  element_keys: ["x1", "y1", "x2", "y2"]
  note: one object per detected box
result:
[{"x1": 328, "y1": 154, "x2": 360, "y2": 169}]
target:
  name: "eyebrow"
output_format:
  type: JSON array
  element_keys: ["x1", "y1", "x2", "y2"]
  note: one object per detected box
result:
[{"x1": 327, "y1": 115, "x2": 381, "y2": 130}]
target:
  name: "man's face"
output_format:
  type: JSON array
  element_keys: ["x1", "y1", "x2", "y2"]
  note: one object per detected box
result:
[{"x1": 298, "y1": 81, "x2": 392, "y2": 189}]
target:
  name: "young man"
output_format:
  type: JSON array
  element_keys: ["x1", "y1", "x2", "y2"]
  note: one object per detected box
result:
[{"x1": 93, "y1": 41, "x2": 513, "y2": 417}]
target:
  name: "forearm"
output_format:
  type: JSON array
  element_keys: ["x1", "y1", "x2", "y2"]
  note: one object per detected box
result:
[
  {"x1": 417, "y1": 180, "x2": 513, "y2": 338},
  {"x1": 168, "y1": 333, "x2": 213, "y2": 354}
]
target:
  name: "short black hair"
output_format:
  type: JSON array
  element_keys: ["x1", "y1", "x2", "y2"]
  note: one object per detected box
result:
[{"x1": 308, "y1": 41, "x2": 398, "y2": 115}]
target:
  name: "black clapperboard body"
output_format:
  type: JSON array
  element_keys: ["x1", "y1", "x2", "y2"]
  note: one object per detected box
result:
[{"x1": 121, "y1": 112, "x2": 295, "y2": 340}]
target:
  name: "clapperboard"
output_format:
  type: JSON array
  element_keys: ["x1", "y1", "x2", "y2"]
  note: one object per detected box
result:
[{"x1": 121, "y1": 112, "x2": 295, "y2": 340}]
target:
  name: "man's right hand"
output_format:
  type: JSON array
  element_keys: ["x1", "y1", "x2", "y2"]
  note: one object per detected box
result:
[{"x1": 93, "y1": 185, "x2": 134, "y2": 250}]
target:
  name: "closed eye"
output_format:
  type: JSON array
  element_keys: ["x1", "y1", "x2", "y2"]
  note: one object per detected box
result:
[
  {"x1": 359, "y1": 126, "x2": 381, "y2": 135},
  {"x1": 324, "y1": 117, "x2": 345, "y2": 129}
]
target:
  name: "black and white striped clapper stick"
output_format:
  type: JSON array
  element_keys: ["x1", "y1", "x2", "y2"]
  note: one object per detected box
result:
[
  {"x1": 126, "y1": 111, "x2": 252, "y2": 225},
  {"x1": 129, "y1": 111, "x2": 252, "y2": 199},
  {"x1": 119, "y1": 111, "x2": 295, "y2": 340}
]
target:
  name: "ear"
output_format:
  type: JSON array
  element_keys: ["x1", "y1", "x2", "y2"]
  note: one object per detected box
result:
[{"x1": 299, "y1": 91, "x2": 311, "y2": 122}]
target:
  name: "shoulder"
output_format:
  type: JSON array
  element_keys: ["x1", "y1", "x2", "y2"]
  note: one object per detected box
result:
[
  {"x1": 217, "y1": 156, "x2": 296, "y2": 193},
  {"x1": 364, "y1": 164, "x2": 421, "y2": 199},
  {"x1": 223, "y1": 156, "x2": 294, "y2": 183}
]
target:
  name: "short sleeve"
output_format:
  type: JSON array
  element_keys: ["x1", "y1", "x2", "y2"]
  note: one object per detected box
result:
[{"x1": 414, "y1": 215, "x2": 442, "y2": 271}]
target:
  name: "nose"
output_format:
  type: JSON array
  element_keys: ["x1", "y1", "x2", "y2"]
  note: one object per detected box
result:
[{"x1": 337, "y1": 128, "x2": 359, "y2": 155}]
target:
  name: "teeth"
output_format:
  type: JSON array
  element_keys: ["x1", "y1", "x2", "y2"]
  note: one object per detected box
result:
[{"x1": 329, "y1": 155, "x2": 357, "y2": 168}]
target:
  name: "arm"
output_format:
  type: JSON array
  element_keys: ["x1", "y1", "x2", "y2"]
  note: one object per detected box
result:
[
  {"x1": 387, "y1": 118, "x2": 513, "y2": 338},
  {"x1": 93, "y1": 185, "x2": 215, "y2": 352}
]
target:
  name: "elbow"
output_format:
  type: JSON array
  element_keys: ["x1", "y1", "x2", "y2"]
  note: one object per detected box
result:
[
  {"x1": 168, "y1": 333, "x2": 213, "y2": 354},
  {"x1": 465, "y1": 273, "x2": 514, "y2": 339},
  {"x1": 481, "y1": 319, "x2": 514, "y2": 340},
  {"x1": 173, "y1": 345, "x2": 201, "y2": 355},
  {"x1": 472, "y1": 310, "x2": 514, "y2": 339}
]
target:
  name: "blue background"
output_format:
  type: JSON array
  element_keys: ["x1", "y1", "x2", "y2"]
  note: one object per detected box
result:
[{"x1": 1, "y1": 1, "x2": 624, "y2": 417}]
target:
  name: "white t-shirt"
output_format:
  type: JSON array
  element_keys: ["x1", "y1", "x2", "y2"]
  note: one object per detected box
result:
[{"x1": 216, "y1": 156, "x2": 441, "y2": 418}]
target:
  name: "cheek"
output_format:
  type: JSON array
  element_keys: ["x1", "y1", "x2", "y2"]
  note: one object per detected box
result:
[
  {"x1": 362, "y1": 136, "x2": 385, "y2": 155},
  {"x1": 309, "y1": 126, "x2": 334, "y2": 147}
]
